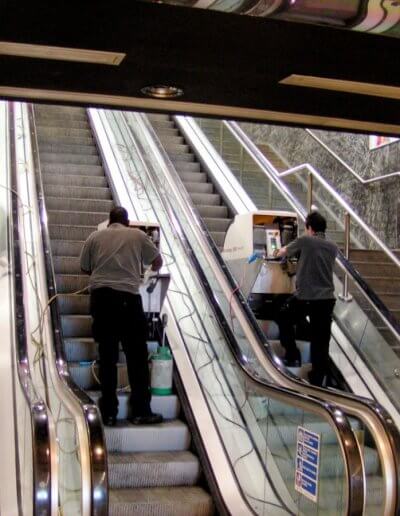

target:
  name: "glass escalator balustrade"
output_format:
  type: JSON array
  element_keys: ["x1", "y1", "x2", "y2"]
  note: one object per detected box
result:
[{"x1": 100, "y1": 109, "x2": 371, "y2": 515}]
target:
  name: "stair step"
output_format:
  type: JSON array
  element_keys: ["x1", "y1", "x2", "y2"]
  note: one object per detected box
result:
[
  {"x1": 105, "y1": 420, "x2": 190, "y2": 453},
  {"x1": 39, "y1": 151, "x2": 101, "y2": 165},
  {"x1": 38, "y1": 134, "x2": 95, "y2": 147},
  {"x1": 57, "y1": 293, "x2": 90, "y2": 314},
  {"x1": 44, "y1": 184, "x2": 111, "y2": 200},
  {"x1": 183, "y1": 182, "x2": 213, "y2": 194},
  {"x1": 210, "y1": 232, "x2": 226, "y2": 247},
  {"x1": 109, "y1": 486, "x2": 214, "y2": 516},
  {"x1": 51, "y1": 240, "x2": 85, "y2": 257},
  {"x1": 69, "y1": 361, "x2": 127, "y2": 390},
  {"x1": 351, "y1": 261, "x2": 400, "y2": 277},
  {"x1": 190, "y1": 192, "x2": 221, "y2": 206},
  {"x1": 41, "y1": 163, "x2": 104, "y2": 176},
  {"x1": 197, "y1": 205, "x2": 228, "y2": 218},
  {"x1": 174, "y1": 162, "x2": 202, "y2": 173},
  {"x1": 49, "y1": 224, "x2": 97, "y2": 241},
  {"x1": 108, "y1": 451, "x2": 200, "y2": 489},
  {"x1": 56, "y1": 274, "x2": 88, "y2": 293},
  {"x1": 168, "y1": 153, "x2": 196, "y2": 163},
  {"x1": 203, "y1": 217, "x2": 232, "y2": 232},
  {"x1": 36, "y1": 119, "x2": 89, "y2": 130},
  {"x1": 88, "y1": 391, "x2": 181, "y2": 421},
  {"x1": 37, "y1": 126, "x2": 92, "y2": 138},
  {"x1": 61, "y1": 314, "x2": 92, "y2": 337},
  {"x1": 49, "y1": 210, "x2": 107, "y2": 227},
  {"x1": 46, "y1": 196, "x2": 113, "y2": 212},
  {"x1": 42, "y1": 173, "x2": 108, "y2": 188},
  {"x1": 178, "y1": 171, "x2": 207, "y2": 183}
]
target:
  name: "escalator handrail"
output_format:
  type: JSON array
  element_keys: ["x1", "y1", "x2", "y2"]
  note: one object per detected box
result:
[
  {"x1": 224, "y1": 120, "x2": 400, "y2": 338},
  {"x1": 139, "y1": 111, "x2": 400, "y2": 516},
  {"x1": 126, "y1": 111, "x2": 367, "y2": 515},
  {"x1": 9, "y1": 102, "x2": 53, "y2": 515},
  {"x1": 27, "y1": 104, "x2": 108, "y2": 516}
]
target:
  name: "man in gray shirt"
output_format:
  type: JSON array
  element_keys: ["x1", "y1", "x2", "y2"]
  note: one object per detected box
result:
[
  {"x1": 275, "y1": 211, "x2": 337, "y2": 386},
  {"x1": 81, "y1": 206, "x2": 163, "y2": 425}
]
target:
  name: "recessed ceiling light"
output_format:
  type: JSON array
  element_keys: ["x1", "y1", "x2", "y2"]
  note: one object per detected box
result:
[
  {"x1": 0, "y1": 41, "x2": 125, "y2": 66},
  {"x1": 141, "y1": 85, "x2": 184, "y2": 99},
  {"x1": 280, "y1": 74, "x2": 400, "y2": 100}
]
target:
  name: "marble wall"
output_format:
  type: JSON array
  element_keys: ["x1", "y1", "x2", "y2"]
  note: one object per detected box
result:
[{"x1": 241, "y1": 123, "x2": 400, "y2": 248}]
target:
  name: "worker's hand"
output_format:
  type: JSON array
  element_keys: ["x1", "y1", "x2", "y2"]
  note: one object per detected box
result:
[
  {"x1": 273, "y1": 248, "x2": 279, "y2": 258},
  {"x1": 143, "y1": 268, "x2": 157, "y2": 285}
]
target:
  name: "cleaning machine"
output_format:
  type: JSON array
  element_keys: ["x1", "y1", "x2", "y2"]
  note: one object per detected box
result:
[{"x1": 222, "y1": 210, "x2": 298, "y2": 334}]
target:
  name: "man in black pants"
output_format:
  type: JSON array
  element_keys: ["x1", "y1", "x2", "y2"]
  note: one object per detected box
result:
[
  {"x1": 275, "y1": 211, "x2": 337, "y2": 386},
  {"x1": 80, "y1": 206, "x2": 163, "y2": 426}
]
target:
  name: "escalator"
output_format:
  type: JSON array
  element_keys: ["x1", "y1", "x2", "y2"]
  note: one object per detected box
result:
[
  {"x1": 28, "y1": 102, "x2": 376, "y2": 515},
  {"x1": 25, "y1": 102, "x2": 400, "y2": 515},
  {"x1": 145, "y1": 113, "x2": 400, "y2": 406},
  {"x1": 32, "y1": 104, "x2": 215, "y2": 515}
]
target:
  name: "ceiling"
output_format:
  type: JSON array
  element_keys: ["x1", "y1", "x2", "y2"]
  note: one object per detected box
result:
[{"x1": 1, "y1": 0, "x2": 400, "y2": 135}]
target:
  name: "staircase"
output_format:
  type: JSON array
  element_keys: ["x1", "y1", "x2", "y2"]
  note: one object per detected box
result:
[{"x1": 33, "y1": 104, "x2": 214, "y2": 515}]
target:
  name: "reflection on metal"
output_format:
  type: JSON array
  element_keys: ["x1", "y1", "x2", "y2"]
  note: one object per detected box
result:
[
  {"x1": 339, "y1": 212, "x2": 353, "y2": 302},
  {"x1": 8, "y1": 103, "x2": 54, "y2": 515},
  {"x1": 144, "y1": 0, "x2": 400, "y2": 36},
  {"x1": 141, "y1": 85, "x2": 184, "y2": 99}
]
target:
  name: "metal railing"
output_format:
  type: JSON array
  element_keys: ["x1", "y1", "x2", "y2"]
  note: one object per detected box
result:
[
  {"x1": 9, "y1": 102, "x2": 54, "y2": 515},
  {"x1": 221, "y1": 121, "x2": 400, "y2": 332},
  {"x1": 28, "y1": 104, "x2": 108, "y2": 516},
  {"x1": 305, "y1": 128, "x2": 400, "y2": 185}
]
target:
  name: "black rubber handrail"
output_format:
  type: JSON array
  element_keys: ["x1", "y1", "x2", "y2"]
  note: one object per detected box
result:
[
  {"x1": 28, "y1": 104, "x2": 108, "y2": 516},
  {"x1": 9, "y1": 102, "x2": 53, "y2": 515}
]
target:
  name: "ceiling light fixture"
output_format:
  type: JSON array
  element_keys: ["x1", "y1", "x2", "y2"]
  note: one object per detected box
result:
[
  {"x1": 141, "y1": 84, "x2": 183, "y2": 99},
  {"x1": 280, "y1": 74, "x2": 400, "y2": 100},
  {"x1": 0, "y1": 41, "x2": 125, "y2": 65}
]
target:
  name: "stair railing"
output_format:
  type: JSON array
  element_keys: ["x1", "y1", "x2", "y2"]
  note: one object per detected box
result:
[{"x1": 305, "y1": 129, "x2": 400, "y2": 185}]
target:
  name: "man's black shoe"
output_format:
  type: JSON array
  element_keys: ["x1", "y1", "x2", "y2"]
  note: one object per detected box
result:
[
  {"x1": 103, "y1": 415, "x2": 117, "y2": 427},
  {"x1": 128, "y1": 413, "x2": 163, "y2": 425}
]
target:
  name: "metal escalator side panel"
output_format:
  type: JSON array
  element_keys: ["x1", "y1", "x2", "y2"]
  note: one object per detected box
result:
[
  {"x1": 8, "y1": 102, "x2": 54, "y2": 515},
  {"x1": 28, "y1": 104, "x2": 108, "y2": 516}
]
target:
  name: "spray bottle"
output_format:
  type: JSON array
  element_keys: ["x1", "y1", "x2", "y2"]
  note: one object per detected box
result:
[{"x1": 151, "y1": 314, "x2": 173, "y2": 395}]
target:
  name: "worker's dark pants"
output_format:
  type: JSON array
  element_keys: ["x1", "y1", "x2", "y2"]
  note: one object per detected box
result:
[
  {"x1": 90, "y1": 287, "x2": 151, "y2": 419},
  {"x1": 277, "y1": 296, "x2": 336, "y2": 386}
]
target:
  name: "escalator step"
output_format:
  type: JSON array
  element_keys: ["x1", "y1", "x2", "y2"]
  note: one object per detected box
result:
[
  {"x1": 57, "y1": 294, "x2": 90, "y2": 314},
  {"x1": 197, "y1": 205, "x2": 228, "y2": 218},
  {"x1": 46, "y1": 197, "x2": 113, "y2": 212},
  {"x1": 41, "y1": 163, "x2": 104, "y2": 176},
  {"x1": 108, "y1": 451, "x2": 200, "y2": 489},
  {"x1": 44, "y1": 184, "x2": 111, "y2": 200},
  {"x1": 189, "y1": 192, "x2": 221, "y2": 206},
  {"x1": 49, "y1": 224, "x2": 98, "y2": 241},
  {"x1": 109, "y1": 486, "x2": 214, "y2": 516},
  {"x1": 39, "y1": 151, "x2": 101, "y2": 165},
  {"x1": 48, "y1": 210, "x2": 107, "y2": 227},
  {"x1": 42, "y1": 173, "x2": 108, "y2": 188},
  {"x1": 39, "y1": 142, "x2": 96, "y2": 155},
  {"x1": 51, "y1": 240, "x2": 85, "y2": 257}
]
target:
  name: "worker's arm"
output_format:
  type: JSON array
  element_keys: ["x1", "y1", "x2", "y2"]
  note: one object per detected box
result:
[
  {"x1": 274, "y1": 246, "x2": 288, "y2": 258},
  {"x1": 151, "y1": 253, "x2": 163, "y2": 272},
  {"x1": 80, "y1": 235, "x2": 93, "y2": 275}
]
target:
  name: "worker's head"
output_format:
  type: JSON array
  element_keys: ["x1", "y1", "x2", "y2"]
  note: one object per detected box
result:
[
  {"x1": 109, "y1": 206, "x2": 129, "y2": 227},
  {"x1": 305, "y1": 211, "x2": 326, "y2": 235}
]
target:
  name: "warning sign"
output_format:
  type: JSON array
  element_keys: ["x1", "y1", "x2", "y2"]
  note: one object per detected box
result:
[{"x1": 295, "y1": 426, "x2": 320, "y2": 502}]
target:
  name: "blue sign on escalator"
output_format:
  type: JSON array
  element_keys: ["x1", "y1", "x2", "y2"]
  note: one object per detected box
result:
[{"x1": 295, "y1": 426, "x2": 320, "y2": 503}]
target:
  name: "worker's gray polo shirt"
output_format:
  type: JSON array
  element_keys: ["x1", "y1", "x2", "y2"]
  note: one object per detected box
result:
[
  {"x1": 286, "y1": 233, "x2": 337, "y2": 300},
  {"x1": 80, "y1": 223, "x2": 160, "y2": 295}
]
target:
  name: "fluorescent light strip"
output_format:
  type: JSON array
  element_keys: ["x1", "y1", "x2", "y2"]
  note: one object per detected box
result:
[
  {"x1": 0, "y1": 85, "x2": 399, "y2": 135},
  {"x1": 280, "y1": 74, "x2": 400, "y2": 100},
  {"x1": 0, "y1": 41, "x2": 125, "y2": 66}
]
